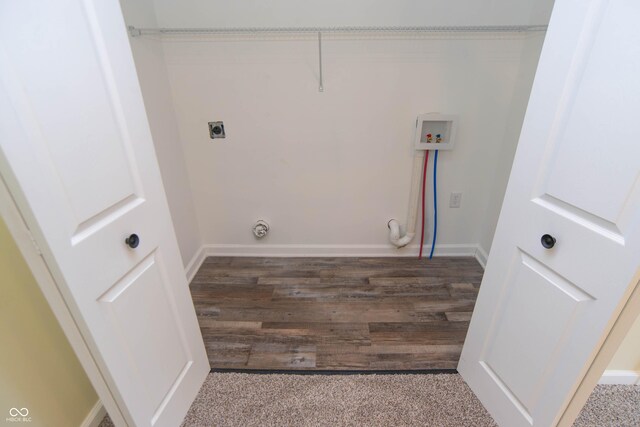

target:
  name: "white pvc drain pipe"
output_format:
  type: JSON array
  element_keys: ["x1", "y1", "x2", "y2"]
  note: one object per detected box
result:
[{"x1": 388, "y1": 151, "x2": 425, "y2": 248}]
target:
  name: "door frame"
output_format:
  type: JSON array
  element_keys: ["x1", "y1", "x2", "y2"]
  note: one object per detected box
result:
[
  {"x1": 557, "y1": 271, "x2": 640, "y2": 426},
  {"x1": 0, "y1": 153, "x2": 129, "y2": 426}
]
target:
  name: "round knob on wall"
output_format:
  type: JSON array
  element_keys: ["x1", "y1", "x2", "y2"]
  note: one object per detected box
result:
[
  {"x1": 253, "y1": 220, "x2": 270, "y2": 238},
  {"x1": 541, "y1": 234, "x2": 556, "y2": 249},
  {"x1": 125, "y1": 233, "x2": 140, "y2": 249}
]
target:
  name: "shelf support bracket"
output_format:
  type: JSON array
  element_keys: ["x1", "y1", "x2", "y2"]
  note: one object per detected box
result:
[
  {"x1": 128, "y1": 25, "x2": 142, "y2": 37},
  {"x1": 318, "y1": 32, "x2": 324, "y2": 92}
]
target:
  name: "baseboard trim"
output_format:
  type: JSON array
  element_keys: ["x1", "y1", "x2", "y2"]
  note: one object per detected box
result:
[
  {"x1": 199, "y1": 243, "x2": 479, "y2": 258},
  {"x1": 80, "y1": 401, "x2": 106, "y2": 427},
  {"x1": 475, "y1": 245, "x2": 488, "y2": 269},
  {"x1": 185, "y1": 246, "x2": 207, "y2": 283},
  {"x1": 599, "y1": 370, "x2": 640, "y2": 385}
]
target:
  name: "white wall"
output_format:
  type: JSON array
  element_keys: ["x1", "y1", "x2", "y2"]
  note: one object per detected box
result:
[
  {"x1": 161, "y1": 34, "x2": 536, "y2": 255},
  {"x1": 477, "y1": 33, "x2": 545, "y2": 260},
  {"x1": 151, "y1": 0, "x2": 552, "y2": 28},
  {"x1": 119, "y1": 0, "x2": 202, "y2": 266},
  {"x1": 476, "y1": 0, "x2": 552, "y2": 260}
]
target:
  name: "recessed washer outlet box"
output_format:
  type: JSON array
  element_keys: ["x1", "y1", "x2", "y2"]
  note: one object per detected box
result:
[
  {"x1": 414, "y1": 113, "x2": 457, "y2": 151},
  {"x1": 208, "y1": 121, "x2": 225, "y2": 139}
]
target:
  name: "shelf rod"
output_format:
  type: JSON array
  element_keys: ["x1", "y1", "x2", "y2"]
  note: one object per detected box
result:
[{"x1": 128, "y1": 25, "x2": 547, "y2": 37}]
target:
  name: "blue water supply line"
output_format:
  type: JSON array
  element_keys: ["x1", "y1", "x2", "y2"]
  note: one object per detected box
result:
[{"x1": 429, "y1": 150, "x2": 438, "y2": 259}]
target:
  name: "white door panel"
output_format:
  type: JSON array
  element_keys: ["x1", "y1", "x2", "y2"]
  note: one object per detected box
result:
[
  {"x1": 459, "y1": 0, "x2": 640, "y2": 426},
  {"x1": 0, "y1": 1, "x2": 209, "y2": 426},
  {"x1": 99, "y1": 250, "x2": 193, "y2": 422}
]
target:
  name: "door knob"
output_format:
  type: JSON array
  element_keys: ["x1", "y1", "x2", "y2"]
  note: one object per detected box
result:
[
  {"x1": 541, "y1": 234, "x2": 556, "y2": 249},
  {"x1": 125, "y1": 233, "x2": 140, "y2": 249}
]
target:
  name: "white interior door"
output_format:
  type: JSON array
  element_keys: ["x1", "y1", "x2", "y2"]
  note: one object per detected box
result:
[
  {"x1": 459, "y1": 0, "x2": 640, "y2": 426},
  {"x1": 0, "y1": 1, "x2": 209, "y2": 426}
]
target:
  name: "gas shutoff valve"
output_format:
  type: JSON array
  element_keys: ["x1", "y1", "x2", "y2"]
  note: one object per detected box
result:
[{"x1": 252, "y1": 220, "x2": 270, "y2": 238}]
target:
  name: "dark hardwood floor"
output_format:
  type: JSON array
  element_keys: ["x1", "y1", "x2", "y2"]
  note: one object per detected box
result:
[{"x1": 189, "y1": 257, "x2": 484, "y2": 370}]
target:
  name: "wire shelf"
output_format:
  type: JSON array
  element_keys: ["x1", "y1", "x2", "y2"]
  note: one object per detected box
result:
[
  {"x1": 127, "y1": 24, "x2": 548, "y2": 93},
  {"x1": 128, "y1": 25, "x2": 547, "y2": 37}
]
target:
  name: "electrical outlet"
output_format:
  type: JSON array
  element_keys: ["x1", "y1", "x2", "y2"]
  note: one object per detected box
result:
[
  {"x1": 208, "y1": 121, "x2": 225, "y2": 139},
  {"x1": 450, "y1": 192, "x2": 462, "y2": 208}
]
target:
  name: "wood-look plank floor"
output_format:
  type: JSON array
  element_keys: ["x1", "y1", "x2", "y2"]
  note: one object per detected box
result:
[{"x1": 189, "y1": 257, "x2": 484, "y2": 370}]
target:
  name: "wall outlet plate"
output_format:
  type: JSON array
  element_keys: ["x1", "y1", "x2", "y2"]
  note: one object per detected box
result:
[
  {"x1": 450, "y1": 192, "x2": 462, "y2": 208},
  {"x1": 208, "y1": 121, "x2": 225, "y2": 139},
  {"x1": 414, "y1": 113, "x2": 457, "y2": 151}
]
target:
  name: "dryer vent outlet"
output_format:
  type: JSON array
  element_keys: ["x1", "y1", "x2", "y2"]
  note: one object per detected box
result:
[{"x1": 253, "y1": 220, "x2": 269, "y2": 238}]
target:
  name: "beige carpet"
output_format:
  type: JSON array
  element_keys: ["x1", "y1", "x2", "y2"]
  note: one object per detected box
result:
[
  {"x1": 99, "y1": 373, "x2": 640, "y2": 427},
  {"x1": 574, "y1": 384, "x2": 640, "y2": 427}
]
